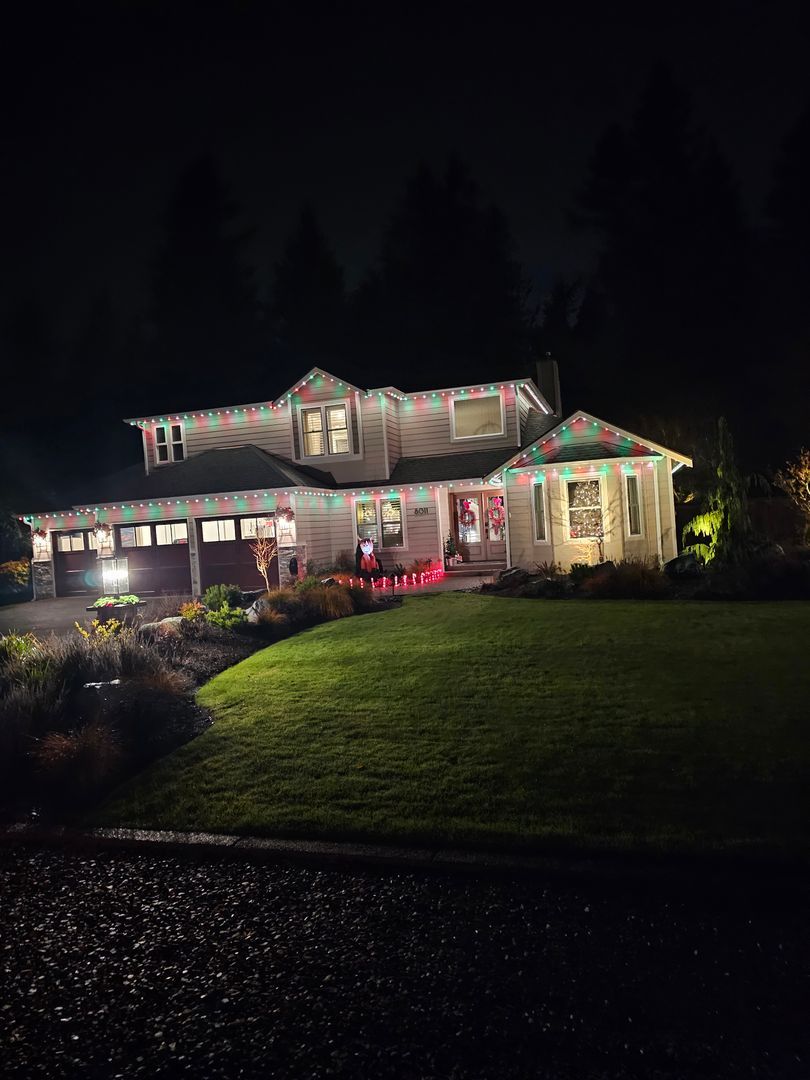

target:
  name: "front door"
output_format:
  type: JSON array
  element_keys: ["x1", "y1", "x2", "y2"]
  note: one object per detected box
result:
[{"x1": 454, "y1": 493, "x2": 507, "y2": 563}]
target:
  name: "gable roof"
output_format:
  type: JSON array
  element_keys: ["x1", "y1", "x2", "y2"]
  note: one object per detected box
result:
[
  {"x1": 272, "y1": 366, "x2": 365, "y2": 406},
  {"x1": 68, "y1": 446, "x2": 336, "y2": 506},
  {"x1": 521, "y1": 410, "x2": 560, "y2": 447},
  {"x1": 489, "y1": 410, "x2": 693, "y2": 478}
]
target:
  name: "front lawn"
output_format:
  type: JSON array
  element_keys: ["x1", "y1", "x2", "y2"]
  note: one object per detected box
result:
[{"x1": 96, "y1": 594, "x2": 810, "y2": 857}]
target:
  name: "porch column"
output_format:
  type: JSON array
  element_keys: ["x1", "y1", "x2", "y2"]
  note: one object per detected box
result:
[
  {"x1": 187, "y1": 517, "x2": 202, "y2": 596},
  {"x1": 434, "y1": 486, "x2": 448, "y2": 565}
]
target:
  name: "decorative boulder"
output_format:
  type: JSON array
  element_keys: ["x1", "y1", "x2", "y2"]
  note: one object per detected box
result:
[{"x1": 664, "y1": 552, "x2": 702, "y2": 579}]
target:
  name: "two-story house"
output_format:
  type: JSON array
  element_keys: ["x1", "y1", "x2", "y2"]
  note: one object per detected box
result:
[{"x1": 19, "y1": 363, "x2": 691, "y2": 599}]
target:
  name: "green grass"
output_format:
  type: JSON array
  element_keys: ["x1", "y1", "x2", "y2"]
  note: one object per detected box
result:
[{"x1": 96, "y1": 594, "x2": 810, "y2": 857}]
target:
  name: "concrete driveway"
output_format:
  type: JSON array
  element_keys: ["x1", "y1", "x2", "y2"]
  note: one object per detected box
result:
[
  {"x1": 0, "y1": 597, "x2": 95, "y2": 636},
  {"x1": 0, "y1": 596, "x2": 187, "y2": 636}
]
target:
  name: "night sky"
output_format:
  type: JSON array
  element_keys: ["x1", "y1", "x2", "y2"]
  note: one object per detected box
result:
[
  {"x1": 4, "y1": 3, "x2": 807, "y2": 330},
  {"x1": 1, "y1": 2, "x2": 809, "y2": 503}
]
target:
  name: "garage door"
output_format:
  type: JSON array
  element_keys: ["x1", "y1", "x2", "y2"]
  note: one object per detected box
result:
[
  {"x1": 197, "y1": 515, "x2": 279, "y2": 594},
  {"x1": 115, "y1": 521, "x2": 192, "y2": 596},
  {"x1": 53, "y1": 530, "x2": 100, "y2": 596}
]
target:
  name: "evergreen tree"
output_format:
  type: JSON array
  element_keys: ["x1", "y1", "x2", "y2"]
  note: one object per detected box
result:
[
  {"x1": 764, "y1": 104, "x2": 810, "y2": 457},
  {"x1": 573, "y1": 65, "x2": 751, "y2": 414},
  {"x1": 353, "y1": 158, "x2": 531, "y2": 387},
  {"x1": 148, "y1": 155, "x2": 261, "y2": 409},
  {"x1": 271, "y1": 206, "x2": 345, "y2": 362}
]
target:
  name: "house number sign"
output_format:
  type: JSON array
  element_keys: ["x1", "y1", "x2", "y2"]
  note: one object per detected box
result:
[{"x1": 413, "y1": 507, "x2": 431, "y2": 516}]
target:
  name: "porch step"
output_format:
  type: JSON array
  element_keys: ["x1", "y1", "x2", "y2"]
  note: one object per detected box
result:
[{"x1": 444, "y1": 563, "x2": 506, "y2": 577}]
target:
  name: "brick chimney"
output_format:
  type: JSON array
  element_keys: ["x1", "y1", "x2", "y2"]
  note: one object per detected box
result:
[{"x1": 535, "y1": 354, "x2": 561, "y2": 416}]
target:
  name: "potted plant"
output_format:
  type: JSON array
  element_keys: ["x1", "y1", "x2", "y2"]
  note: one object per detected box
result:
[
  {"x1": 443, "y1": 532, "x2": 457, "y2": 570},
  {"x1": 87, "y1": 594, "x2": 146, "y2": 625}
]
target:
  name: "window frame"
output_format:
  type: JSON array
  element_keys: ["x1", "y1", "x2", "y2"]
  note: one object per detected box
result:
[
  {"x1": 353, "y1": 493, "x2": 408, "y2": 551},
  {"x1": 449, "y1": 392, "x2": 506, "y2": 442},
  {"x1": 118, "y1": 524, "x2": 153, "y2": 549},
  {"x1": 624, "y1": 472, "x2": 643, "y2": 538},
  {"x1": 155, "y1": 521, "x2": 189, "y2": 546},
  {"x1": 296, "y1": 399, "x2": 357, "y2": 460},
  {"x1": 153, "y1": 420, "x2": 186, "y2": 466},
  {"x1": 562, "y1": 475, "x2": 605, "y2": 542},
  {"x1": 531, "y1": 480, "x2": 548, "y2": 543},
  {"x1": 239, "y1": 516, "x2": 275, "y2": 540},
  {"x1": 201, "y1": 519, "x2": 237, "y2": 543},
  {"x1": 56, "y1": 531, "x2": 87, "y2": 553}
]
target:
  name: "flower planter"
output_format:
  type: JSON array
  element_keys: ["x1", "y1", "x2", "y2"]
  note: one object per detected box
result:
[{"x1": 86, "y1": 601, "x2": 147, "y2": 625}]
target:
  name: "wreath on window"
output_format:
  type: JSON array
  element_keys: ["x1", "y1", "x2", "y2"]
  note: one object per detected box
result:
[
  {"x1": 459, "y1": 499, "x2": 475, "y2": 528},
  {"x1": 488, "y1": 496, "x2": 505, "y2": 537},
  {"x1": 276, "y1": 506, "x2": 295, "y2": 522}
]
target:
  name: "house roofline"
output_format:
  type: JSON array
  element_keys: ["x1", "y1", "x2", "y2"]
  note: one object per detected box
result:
[
  {"x1": 483, "y1": 409, "x2": 694, "y2": 481},
  {"x1": 124, "y1": 371, "x2": 555, "y2": 425}
]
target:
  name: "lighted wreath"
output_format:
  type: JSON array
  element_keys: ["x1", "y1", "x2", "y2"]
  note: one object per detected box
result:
[
  {"x1": 93, "y1": 522, "x2": 112, "y2": 542},
  {"x1": 488, "y1": 496, "x2": 505, "y2": 535},
  {"x1": 32, "y1": 528, "x2": 47, "y2": 541},
  {"x1": 276, "y1": 506, "x2": 295, "y2": 522}
]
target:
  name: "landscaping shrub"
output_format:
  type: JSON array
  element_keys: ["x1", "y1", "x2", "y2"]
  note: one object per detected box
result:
[
  {"x1": 146, "y1": 594, "x2": 193, "y2": 621},
  {"x1": 406, "y1": 558, "x2": 433, "y2": 576},
  {"x1": 260, "y1": 588, "x2": 309, "y2": 625},
  {"x1": 179, "y1": 600, "x2": 206, "y2": 621},
  {"x1": 0, "y1": 631, "x2": 39, "y2": 666},
  {"x1": 525, "y1": 577, "x2": 570, "y2": 599},
  {"x1": 0, "y1": 559, "x2": 30, "y2": 588},
  {"x1": 34, "y1": 722, "x2": 122, "y2": 793},
  {"x1": 206, "y1": 603, "x2": 248, "y2": 630},
  {"x1": 347, "y1": 584, "x2": 377, "y2": 613},
  {"x1": 256, "y1": 608, "x2": 291, "y2": 638},
  {"x1": 302, "y1": 585, "x2": 355, "y2": 621},
  {"x1": 580, "y1": 559, "x2": 669, "y2": 599},
  {"x1": 534, "y1": 560, "x2": 562, "y2": 579},
  {"x1": 699, "y1": 552, "x2": 810, "y2": 600},
  {"x1": 569, "y1": 562, "x2": 602, "y2": 586},
  {"x1": 294, "y1": 575, "x2": 323, "y2": 593},
  {"x1": 75, "y1": 618, "x2": 125, "y2": 639},
  {"x1": 203, "y1": 583, "x2": 243, "y2": 610}
]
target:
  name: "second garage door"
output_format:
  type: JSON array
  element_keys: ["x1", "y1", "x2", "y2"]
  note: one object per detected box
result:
[
  {"x1": 114, "y1": 520, "x2": 193, "y2": 595},
  {"x1": 197, "y1": 515, "x2": 280, "y2": 594}
]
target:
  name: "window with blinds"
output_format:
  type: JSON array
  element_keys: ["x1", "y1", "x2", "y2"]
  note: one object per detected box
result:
[{"x1": 451, "y1": 394, "x2": 504, "y2": 439}]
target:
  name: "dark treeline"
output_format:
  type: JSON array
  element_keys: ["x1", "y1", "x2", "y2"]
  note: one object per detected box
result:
[{"x1": 2, "y1": 65, "x2": 808, "y2": 506}]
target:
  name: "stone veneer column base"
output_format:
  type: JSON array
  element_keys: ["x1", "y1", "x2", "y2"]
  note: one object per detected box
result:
[
  {"x1": 32, "y1": 560, "x2": 56, "y2": 600},
  {"x1": 277, "y1": 544, "x2": 306, "y2": 588}
]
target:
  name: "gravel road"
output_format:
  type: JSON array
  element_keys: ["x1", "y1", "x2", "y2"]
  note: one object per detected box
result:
[{"x1": 1, "y1": 849, "x2": 806, "y2": 1078}]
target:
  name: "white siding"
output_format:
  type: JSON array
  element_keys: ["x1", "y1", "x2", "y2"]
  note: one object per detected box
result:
[
  {"x1": 399, "y1": 386, "x2": 519, "y2": 458},
  {"x1": 506, "y1": 463, "x2": 665, "y2": 571}
]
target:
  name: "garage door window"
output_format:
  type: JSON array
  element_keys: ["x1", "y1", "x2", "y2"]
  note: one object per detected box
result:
[
  {"x1": 119, "y1": 525, "x2": 152, "y2": 548},
  {"x1": 202, "y1": 519, "x2": 236, "y2": 543},
  {"x1": 240, "y1": 517, "x2": 275, "y2": 539},
  {"x1": 155, "y1": 522, "x2": 188, "y2": 545},
  {"x1": 57, "y1": 532, "x2": 86, "y2": 552}
]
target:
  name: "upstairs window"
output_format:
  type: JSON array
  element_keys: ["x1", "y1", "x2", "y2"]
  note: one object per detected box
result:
[
  {"x1": 451, "y1": 393, "x2": 504, "y2": 440},
  {"x1": 154, "y1": 422, "x2": 185, "y2": 464},
  {"x1": 300, "y1": 402, "x2": 351, "y2": 457}
]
